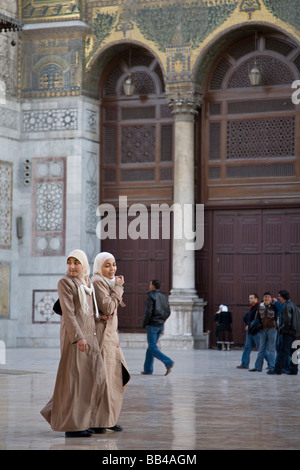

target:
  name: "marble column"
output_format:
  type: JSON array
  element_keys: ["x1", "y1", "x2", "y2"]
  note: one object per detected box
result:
[{"x1": 162, "y1": 86, "x2": 208, "y2": 349}]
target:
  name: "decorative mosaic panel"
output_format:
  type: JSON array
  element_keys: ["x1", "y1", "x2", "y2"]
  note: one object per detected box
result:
[
  {"x1": 23, "y1": 108, "x2": 78, "y2": 132},
  {"x1": 32, "y1": 290, "x2": 60, "y2": 324},
  {"x1": 0, "y1": 161, "x2": 12, "y2": 249},
  {"x1": 21, "y1": 0, "x2": 80, "y2": 22},
  {"x1": 32, "y1": 158, "x2": 66, "y2": 256},
  {"x1": 85, "y1": 109, "x2": 97, "y2": 133},
  {"x1": 0, "y1": 107, "x2": 18, "y2": 130},
  {"x1": 0, "y1": 264, "x2": 10, "y2": 317}
]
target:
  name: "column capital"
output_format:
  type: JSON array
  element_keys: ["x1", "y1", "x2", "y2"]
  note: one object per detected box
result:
[{"x1": 166, "y1": 83, "x2": 203, "y2": 121}]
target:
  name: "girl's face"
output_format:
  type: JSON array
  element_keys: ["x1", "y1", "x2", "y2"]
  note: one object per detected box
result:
[
  {"x1": 67, "y1": 257, "x2": 83, "y2": 277},
  {"x1": 102, "y1": 258, "x2": 117, "y2": 279}
]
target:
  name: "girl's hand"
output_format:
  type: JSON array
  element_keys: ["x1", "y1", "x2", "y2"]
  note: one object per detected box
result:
[
  {"x1": 77, "y1": 338, "x2": 88, "y2": 352},
  {"x1": 115, "y1": 275, "x2": 124, "y2": 286}
]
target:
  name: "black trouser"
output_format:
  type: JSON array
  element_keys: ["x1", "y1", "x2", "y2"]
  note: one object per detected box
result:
[{"x1": 275, "y1": 333, "x2": 299, "y2": 375}]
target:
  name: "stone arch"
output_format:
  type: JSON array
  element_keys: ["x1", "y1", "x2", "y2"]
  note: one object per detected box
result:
[
  {"x1": 84, "y1": 40, "x2": 166, "y2": 99},
  {"x1": 192, "y1": 22, "x2": 300, "y2": 90}
]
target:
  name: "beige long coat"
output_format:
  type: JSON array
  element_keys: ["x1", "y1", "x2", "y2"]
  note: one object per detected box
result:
[
  {"x1": 40, "y1": 275, "x2": 106, "y2": 432},
  {"x1": 92, "y1": 275, "x2": 130, "y2": 427}
]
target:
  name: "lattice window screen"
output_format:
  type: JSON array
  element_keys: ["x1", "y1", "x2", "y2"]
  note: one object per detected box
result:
[{"x1": 227, "y1": 117, "x2": 295, "y2": 159}]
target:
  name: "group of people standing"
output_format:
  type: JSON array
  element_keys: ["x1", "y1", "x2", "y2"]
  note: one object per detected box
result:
[
  {"x1": 237, "y1": 290, "x2": 300, "y2": 375},
  {"x1": 40, "y1": 249, "x2": 130, "y2": 438}
]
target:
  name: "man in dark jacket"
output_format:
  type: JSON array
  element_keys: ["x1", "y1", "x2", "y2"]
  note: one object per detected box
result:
[
  {"x1": 237, "y1": 293, "x2": 260, "y2": 369},
  {"x1": 141, "y1": 280, "x2": 174, "y2": 376},
  {"x1": 268, "y1": 290, "x2": 300, "y2": 375}
]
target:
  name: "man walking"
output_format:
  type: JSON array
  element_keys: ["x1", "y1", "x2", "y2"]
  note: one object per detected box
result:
[
  {"x1": 141, "y1": 280, "x2": 174, "y2": 376},
  {"x1": 268, "y1": 290, "x2": 300, "y2": 375},
  {"x1": 237, "y1": 293, "x2": 260, "y2": 369}
]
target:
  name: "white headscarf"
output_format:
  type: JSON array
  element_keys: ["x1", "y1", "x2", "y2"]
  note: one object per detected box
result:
[
  {"x1": 93, "y1": 252, "x2": 116, "y2": 288},
  {"x1": 67, "y1": 249, "x2": 99, "y2": 318},
  {"x1": 219, "y1": 304, "x2": 228, "y2": 312}
]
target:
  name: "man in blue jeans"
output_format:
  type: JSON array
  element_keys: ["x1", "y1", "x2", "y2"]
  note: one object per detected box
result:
[
  {"x1": 249, "y1": 292, "x2": 278, "y2": 373},
  {"x1": 237, "y1": 293, "x2": 260, "y2": 369},
  {"x1": 141, "y1": 280, "x2": 174, "y2": 376}
]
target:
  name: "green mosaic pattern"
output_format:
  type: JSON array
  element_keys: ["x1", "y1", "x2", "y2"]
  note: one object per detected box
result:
[
  {"x1": 263, "y1": 0, "x2": 300, "y2": 31},
  {"x1": 135, "y1": 1, "x2": 238, "y2": 52}
]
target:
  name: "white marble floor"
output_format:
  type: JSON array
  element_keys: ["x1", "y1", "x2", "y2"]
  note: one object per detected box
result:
[{"x1": 0, "y1": 347, "x2": 299, "y2": 450}]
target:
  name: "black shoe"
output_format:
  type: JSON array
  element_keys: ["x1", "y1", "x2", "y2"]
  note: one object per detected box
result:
[
  {"x1": 88, "y1": 427, "x2": 106, "y2": 434},
  {"x1": 249, "y1": 368, "x2": 261, "y2": 372},
  {"x1": 65, "y1": 430, "x2": 92, "y2": 438},
  {"x1": 141, "y1": 371, "x2": 152, "y2": 375},
  {"x1": 165, "y1": 362, "x2": 174, "y2": 376},
  {"x1": 107, "y1": 424, "x2": 123, "y2": 432},
  {"x1": 236, "y1": 365, "x2": 248, "y2": 369}
]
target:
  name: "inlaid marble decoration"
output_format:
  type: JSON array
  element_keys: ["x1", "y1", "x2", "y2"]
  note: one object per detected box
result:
[
  {"x1": 0, "y1": 161, "x2": 12, "y2": 249},
  {"x1": 0, "y1": 264, "x2": 10, "y2": 317},
  {"x1": 32, "y1": 158, "x2": 66, "y2": 256},
  {"x1": 32, "y1": 290, "x2": 60, "y2": 324}
]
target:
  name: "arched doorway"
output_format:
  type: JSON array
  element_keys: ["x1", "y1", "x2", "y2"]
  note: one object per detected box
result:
[
  {"x1": 195, "y1": 30, "x2": 300, "y2": 345},
  {"x1": 99, "y1": 47, "x2": 174, "y2": 332}
]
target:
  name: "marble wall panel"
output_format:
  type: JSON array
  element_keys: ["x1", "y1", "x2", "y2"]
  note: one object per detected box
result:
[
  {"x1": 0, "y1": 264, "x2": 10, "y2": 317},
  {"x1": 32, "y1": 157, "x2": 66, "y2": 256},
  {"x1": 0, "y1": 161, "x2": 12, "y2": 249}
]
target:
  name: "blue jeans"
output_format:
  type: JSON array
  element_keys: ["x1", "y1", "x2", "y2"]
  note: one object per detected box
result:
[
  {"x1": 143, "y1": 325, "x2": 173, "y2": 374},
  {"x1": 240, "y1": 332, "x2": 260, "y2": 368},
  {"x1": 255, "y1": 328, "x2": 277, "y2": 371}
]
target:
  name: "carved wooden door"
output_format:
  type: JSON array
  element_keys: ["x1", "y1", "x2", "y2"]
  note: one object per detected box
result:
[{"x1": 100, "y1": 49, "x2": 173, "y2": 332}]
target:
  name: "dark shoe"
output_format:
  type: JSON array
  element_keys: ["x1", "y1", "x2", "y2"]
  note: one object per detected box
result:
[
  {"x1": 249, "y1": 368, "x2": 261, "y2": 372},
  {"x1": 236, "y1": 365, "x2": 248, "y2": 369},
  {"x1": 107, "y1": 424, "x2": 123, "y2": 432},
  {"x1": 88, "y1": 427, "x2": 106, "y2": 434},
  {"x1": 165, "y1": 362, "x2": 174, "y2": 376},
  {"x1": 141, "y1": 371, "x2": 152, "y2": 375},
  {"x1": 267, "y1": 370, "x2": 276, "y2": 375},
  {"x1": 288, "y1": 372, "x2": 298, "y2": 375},
  {"x1": 65, "y1": 430, "x2": 92, "y2": 438}
]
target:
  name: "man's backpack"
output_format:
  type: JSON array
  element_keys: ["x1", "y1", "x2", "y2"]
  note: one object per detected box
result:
[{"x1": 159, "y1": 293, "x2": 171, "y2": 321}]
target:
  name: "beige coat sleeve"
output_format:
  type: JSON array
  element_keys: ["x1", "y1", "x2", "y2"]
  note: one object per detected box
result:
[
  {"x1": 58, "y1": 277, "x2": 84, "y2": 343},
  {"x1": 93, "y1": 276, "x2": 124, "y2": 316}
]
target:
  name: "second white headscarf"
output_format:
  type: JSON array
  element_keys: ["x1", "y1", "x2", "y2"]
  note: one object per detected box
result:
[{"x1": 93, "y1": 251, "x2": 116, "y2": 288}]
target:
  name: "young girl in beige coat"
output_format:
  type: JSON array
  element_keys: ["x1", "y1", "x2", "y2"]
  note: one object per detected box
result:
[
  {"x1": 91, "y1": 252, "x2": 130, "y2": 433},
  {"x1": 40, "y1": 249, "x2": 106, "y2": 437}
]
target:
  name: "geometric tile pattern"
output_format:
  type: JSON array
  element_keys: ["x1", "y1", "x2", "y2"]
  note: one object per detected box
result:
[
  {"x1": 0, "y1": 161, "x2": 13, "y2": 249},
  {"x1": 32, "y1": 290, "x2": 60, "y2": 324},
  {"x1": 23, "y1": 108, "x2": 78, "y2": 132},
  {"x1": 32, "y1": 158, "x2": 66, "y2": 256}
]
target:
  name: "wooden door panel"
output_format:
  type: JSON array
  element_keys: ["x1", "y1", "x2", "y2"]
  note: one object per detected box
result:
[
  {"x1": 101, "y1": 231, "x2": 171, "y2": 332},
  {"x1": 196, "y1": 208, "x2": 300, "y2": 346}
]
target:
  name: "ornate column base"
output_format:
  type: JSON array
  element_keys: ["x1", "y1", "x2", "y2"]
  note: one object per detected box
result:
[{"x1": 161, "y1": 289, "x2": 209, "y2": 350}]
